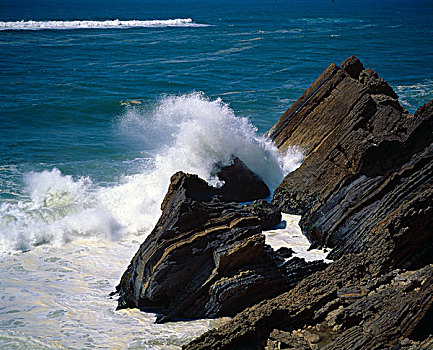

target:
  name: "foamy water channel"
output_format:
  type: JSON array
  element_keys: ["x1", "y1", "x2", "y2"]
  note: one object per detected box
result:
[
  {"x1": 264, "y1": 214, "x2": 332, "y2": 263},
  {"x1": 0, "y1": 213, "x2": 332, "y2": 349},
  {"x1": 0, "y1": 236, "x2": 223, "y2": 349}
]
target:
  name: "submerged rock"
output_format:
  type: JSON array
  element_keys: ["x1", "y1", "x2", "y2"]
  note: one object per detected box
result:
[{"x1": 115, "y1": 171, "x2": 304, "y2": 323}]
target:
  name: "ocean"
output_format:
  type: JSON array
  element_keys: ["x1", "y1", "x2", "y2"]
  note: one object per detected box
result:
[{"x1": 1, "y1": 0, "x2": 432, "y2": 348}]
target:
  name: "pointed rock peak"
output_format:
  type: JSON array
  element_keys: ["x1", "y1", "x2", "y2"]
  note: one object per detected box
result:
[
  {"x1": 217, "y1": 157, "x2": 270, "y2": 202},
  {"x1": 160, "y1": 171, "x2": 216, "y2": 211},
  {"x1": 341, "y1": 55, "x2": 365, "y2": 79},
  {"x1": 359, "y1": 68, "x2": 398, "y2": 99}
]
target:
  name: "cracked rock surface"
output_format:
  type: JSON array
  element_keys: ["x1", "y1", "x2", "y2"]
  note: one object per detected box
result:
[{"x1": 184, "y1": 57, "x2": 433, "y2": 349}]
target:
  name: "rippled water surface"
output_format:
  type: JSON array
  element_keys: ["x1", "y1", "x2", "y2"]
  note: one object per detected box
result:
[{"x1": 1, "y1": 0, "x2": 432, "y2": 348}]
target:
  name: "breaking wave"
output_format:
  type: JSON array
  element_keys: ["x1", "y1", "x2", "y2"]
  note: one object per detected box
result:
[
  {"x1": 0, "y1": 18, "x2": 209, "y2": 31},
  {"x1": 0, "y1": 93, "x2": 303, "y2": 253}
]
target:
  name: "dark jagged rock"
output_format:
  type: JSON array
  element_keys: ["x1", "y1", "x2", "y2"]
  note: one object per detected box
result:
[
  {"x1": 267, "y1": 56, "x2": 433, "y2": 269},
  {"x1": 280, "y1": 257, "x2": 328, "y2": 289},
  {"x1": 115, "y1": 171, "x2": 292, "y2": 323},
  {"x1": 160, "y1": 172, "x2": 216, "y2": 212},
  {"x1": 184, "y1": 255, "x2": 433, "y2": 350},
  {"x1": 185, "y1": 253, "x2": 373, "y2": 350},
  {"x1": 216, "y1": 157, "x2": 270, "y2": 202},
  {"x1": 184, "y1": 58, "x2": 433, "y2": 349},
  {"x1": 162, "y1": 157, "x2": 270, "y2": 208},
  {"x1": 243, "y1": 199, "x2": 282, "y2": 230},
  {"x1": 268, "y1": 56, "x2": 412, "y2": 215},
  {"x1": 341, "y1": 55, "x2": 364, "y2": 79},
  {"x1": 275, "y1": 247, "x2": 294, "y2": 259}
]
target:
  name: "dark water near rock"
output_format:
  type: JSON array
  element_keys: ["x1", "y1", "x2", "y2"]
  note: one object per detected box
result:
[{"x1": 0, "y1": 0, "x2": 432, "y2": 348}]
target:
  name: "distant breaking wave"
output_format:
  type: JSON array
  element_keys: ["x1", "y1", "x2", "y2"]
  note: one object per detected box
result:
[{"x1": 0, "y1": 18, "x2": 209, "y2": 31}]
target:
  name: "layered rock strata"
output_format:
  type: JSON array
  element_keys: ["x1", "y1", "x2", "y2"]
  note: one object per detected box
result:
[
  {"x1": 185, "y1": 254, "x2": 433, "y2": 350},
  {"x1": 184, "y1": 57, "x2": 433, "y2": 349},
  {"x1": 115, "y1": 171, "x2": 326, "y2": 323},
  {"x1": 268, "y1": 56, "x2": 433, "y2": 267}
]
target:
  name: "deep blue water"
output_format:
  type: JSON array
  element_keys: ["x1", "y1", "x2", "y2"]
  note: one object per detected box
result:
[
  {"x1": 1, "y1": 0, "x2": 433, "y2": 244},
  {"x1": 0, "y1": 1, "x2": 432, "y2": 348}
]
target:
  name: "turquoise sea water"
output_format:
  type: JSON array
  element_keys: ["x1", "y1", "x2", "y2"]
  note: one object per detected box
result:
[{"x1": 0, "y1": 0, "x2": 432, "y2": 348}]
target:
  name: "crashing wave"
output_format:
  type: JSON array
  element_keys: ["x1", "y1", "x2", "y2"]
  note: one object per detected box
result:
[
  {"x1": 0, "y1": 18, "x2": 209, "y2": 31},
  {"x1": 0, "y1": 93, "x2": 303, "y2": 253}
]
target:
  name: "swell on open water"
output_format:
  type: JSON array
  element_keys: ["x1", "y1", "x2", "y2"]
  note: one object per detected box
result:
[{"x1": 1, "y1": 0, "x2": 432, "y2": 348}]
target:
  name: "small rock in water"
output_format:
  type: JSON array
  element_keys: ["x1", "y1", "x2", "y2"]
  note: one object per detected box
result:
[{"x1": 275, "y1": 247, "x2": 294, "y2": 259}]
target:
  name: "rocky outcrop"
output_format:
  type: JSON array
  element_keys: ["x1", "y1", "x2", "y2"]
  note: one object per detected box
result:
[
  {"x1": 159, "y1": 156, "x2": 270, "y2": 209},
  {"x1": 268, "y1": 56, "x2": 433, "y2": 268},
  {"x1": 184, "y1": 57, "x2": 433, "y2": 349},
  {"x1": 184, "y1": 254, "x2": 433, "y2": 350},
  {"x1": 243, "y1": 200, "x2": 282, "y2": 230},
  {"x1": 217, "y1": 157, "x2": 270, "y2": 202},
  {"x1": 115, "y1": 171, "x2": 325, "y2": 323},
  {"x1": 268, "y1": 56, "x2": 409, "y2": 215}
]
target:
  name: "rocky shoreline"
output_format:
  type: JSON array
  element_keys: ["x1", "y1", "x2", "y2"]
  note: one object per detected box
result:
[{"x1": 114, "y1": 56, "x2": 433, "y2": 349}]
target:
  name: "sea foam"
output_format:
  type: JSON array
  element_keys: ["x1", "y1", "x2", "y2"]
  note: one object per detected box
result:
[
  {"x1": 0, "y1": 18, "x2": 208, "y2": 31},
  {"x1": 0, "y1": 93, "x2": 303, "y2": 253}
]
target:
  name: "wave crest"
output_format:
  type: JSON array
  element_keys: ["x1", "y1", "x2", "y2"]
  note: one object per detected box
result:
[
  {"x1": 0, "y1": 18, "x2": 209, "y2": 31},
  {"x1": 0, "y1": 93, "x2": 303, "y2": 253}
]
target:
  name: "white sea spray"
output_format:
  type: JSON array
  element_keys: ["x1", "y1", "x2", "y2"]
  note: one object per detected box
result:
[
  {"x1": 0, "y1": 93, "x2": 303, "y2": 253},
  {"x1": 0, "y1": 18, "x2": 209, "y2": 31}
]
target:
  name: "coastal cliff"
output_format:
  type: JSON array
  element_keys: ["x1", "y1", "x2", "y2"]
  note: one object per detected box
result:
[
  {"x1": 268, "y1": 56, "x2": 433, "y2": 267},
  {"x1": 115, "y1": 56, "x2": 433, "y2": 349},
  {"x1": 184, "y1": 57, "x2": 433, "y2": 349}
]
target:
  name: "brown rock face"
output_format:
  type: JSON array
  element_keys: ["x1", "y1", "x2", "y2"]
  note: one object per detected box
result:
[
  {"x1": 268, "y1": 56, "x2": 410, "y2": 215},
  {"x1": 184, "y1": 57, "x2": 433, "y2": 349},
  {"x1": 185, "y1": 255, "x2": 433, "y2": 350},
  {"x1": 268, "y1": 56, "x2": 433, "y2": 269},
  {"x1": 115, "y1": 171, "x2": 325, "y2": 323}
]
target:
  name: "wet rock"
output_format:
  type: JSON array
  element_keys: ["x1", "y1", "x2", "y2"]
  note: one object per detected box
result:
[
  {"x1": 267, "y1": 56, "x2": 433, "y2": 270},
  {"x1": 275, "y1": 246, "x2": 294, "y2": 259},
  {"x1": 184, "y1": 256, "x2": 433, "y2": 349},
  {"x1": 243, "y1": 199, "x2": 282, "y2": 229},
  {"x1": 184, "y1": 57, "x2": 433, "y2": 349},
  {"x1": 216, "y1": 157, "x2": 270, "y2": 202},
  {"x1": 115, "y1": 171, "x2": 288, "y2": 323},
  {"x1": 304, "y1": 330, "x2": 321, "y2": 345},
  {"x1": 282, "y1": 257, "x2": 328, "y2": 286},
  {"x1": 160, "y1": 172, "x2": 216, "y2": 213},
  {"x1": 266, "y1": 329, "x2": 310, "y2": 349}
]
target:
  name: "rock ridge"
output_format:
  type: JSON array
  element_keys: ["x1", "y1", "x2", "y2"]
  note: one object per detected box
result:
[
  {"x1": 185, "y1": 255, "x2": 433, "y2": 350},
  {"x1": 269, "y1": 56, "x2": 433, "y2": 269},
  {"x1": 183, "y1": 56, "x2": 433, "y2": 349},
  {"x1": 115, "y1": 169, "x2": 326, "y2": 323}
]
